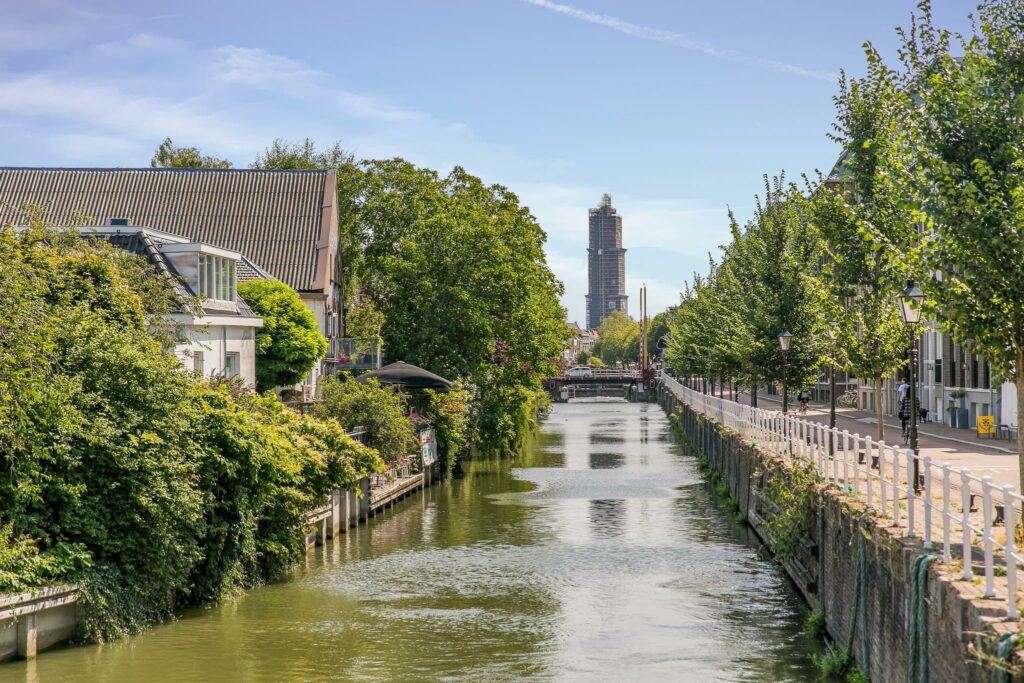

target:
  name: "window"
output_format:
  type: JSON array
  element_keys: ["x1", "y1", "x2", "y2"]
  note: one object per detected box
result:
[
  {"x1": 193, "y1": 351, "x2": 204, "y2": 375},
  {"x1": 194, "y1": 254, "x2": 236, "y2": 302},
  {"x1": 224, "y1": 352, "x2": 240, "y2": 378}
]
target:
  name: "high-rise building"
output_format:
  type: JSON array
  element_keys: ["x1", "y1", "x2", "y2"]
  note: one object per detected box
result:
[{"x1": 586, "y1": 194, "x2": 628, "y2": 329}]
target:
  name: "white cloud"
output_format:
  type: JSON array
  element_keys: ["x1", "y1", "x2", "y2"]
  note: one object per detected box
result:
[{"x1": 519, "y1": 0, "x2": 836, "y2": 82}]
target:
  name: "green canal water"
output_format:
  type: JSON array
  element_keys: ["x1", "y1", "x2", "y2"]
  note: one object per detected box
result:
[{"x1": 3, "y1": 400, "x2": 818, "y2": 682}]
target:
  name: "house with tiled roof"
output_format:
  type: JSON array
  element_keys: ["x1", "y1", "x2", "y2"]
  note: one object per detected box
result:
[
  {"x1": 0, "y1": 167, "x2": 342, "y2": 388},
  {"x1": 83, "y1": 224, "x2": 264, "y2": 387}
]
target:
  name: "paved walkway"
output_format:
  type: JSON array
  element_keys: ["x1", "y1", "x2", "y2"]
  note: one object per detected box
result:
[{"x1": 734, "y1": 391, "x2": 1020, "y2": 490}]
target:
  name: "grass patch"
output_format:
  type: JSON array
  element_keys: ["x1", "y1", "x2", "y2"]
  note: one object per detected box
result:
[{"x1": 804, "y1": 608, "x2": 825, "y2": 639}]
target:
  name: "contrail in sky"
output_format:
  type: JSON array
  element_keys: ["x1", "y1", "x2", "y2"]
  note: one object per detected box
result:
[{"x1": 519, "y1": 0, "x2": 837, "y2": 82}]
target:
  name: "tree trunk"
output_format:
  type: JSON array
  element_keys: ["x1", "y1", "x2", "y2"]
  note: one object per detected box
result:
[
  {"x1": 1016, "y1": 351, "x2": 1024, "y2": 543},
  {"x1": 752, "y1": 379, "x2": 758, "y2": 408},
  {"x1": 876, "y1": 375, "x2": 885, "y2": 442}
]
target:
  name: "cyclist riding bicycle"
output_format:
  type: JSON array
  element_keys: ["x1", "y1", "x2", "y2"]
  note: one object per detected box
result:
[{"x1": 797, "y1": 390, "x2": 811, "y2": 414}]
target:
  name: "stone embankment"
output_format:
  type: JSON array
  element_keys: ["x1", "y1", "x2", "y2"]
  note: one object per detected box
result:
[{"x1": 659, "y1": 383, "x2": 1024, "y2": 683}]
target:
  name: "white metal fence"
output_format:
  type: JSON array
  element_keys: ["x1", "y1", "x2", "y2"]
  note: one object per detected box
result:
[{"x1": 660, "y1": 371, "x2": 1022, "y2": 619}]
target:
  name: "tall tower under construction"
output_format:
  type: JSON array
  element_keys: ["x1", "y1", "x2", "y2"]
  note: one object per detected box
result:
[{"x1": 586, "y1": 194, "x2": 628, "y2": 329}]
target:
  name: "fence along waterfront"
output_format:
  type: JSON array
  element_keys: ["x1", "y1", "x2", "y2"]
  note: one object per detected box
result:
[{"x1": 660, "y1": 371, "x2": 1022, "y2": 620}]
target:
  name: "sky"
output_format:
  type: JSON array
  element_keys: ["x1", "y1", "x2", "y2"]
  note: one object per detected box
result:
[{"x1": 1, "y1": 0, "x2": 974, "y2": 324}]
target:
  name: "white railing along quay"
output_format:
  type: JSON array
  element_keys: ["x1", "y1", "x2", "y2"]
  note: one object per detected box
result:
[{"x1": 660, "y1": 371, "x2": 1022, "y2": 620}]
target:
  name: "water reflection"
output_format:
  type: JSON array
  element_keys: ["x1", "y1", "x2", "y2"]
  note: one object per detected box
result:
[{"x1": 588, "y1": 451, "x2": 624, "y2": 469}]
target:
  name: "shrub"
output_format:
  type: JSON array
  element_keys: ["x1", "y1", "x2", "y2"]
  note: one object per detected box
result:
[
  {"x1": 237, "y1": 279, "x2": 328, "y2": 392},
  {"x1": 425, "y1": 381, "x2": 472, "y2": 478},
  {"x1": 312, "y1": 375, "x2": 418, "y2": 465},
  {"x1": 0, "y1": 218, "x2": 383, "y2": 640}
]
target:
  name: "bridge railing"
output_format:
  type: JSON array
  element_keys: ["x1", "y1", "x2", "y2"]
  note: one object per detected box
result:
[{"x1": 660, "y1": 370, "x2": 1023, "y2": 620}]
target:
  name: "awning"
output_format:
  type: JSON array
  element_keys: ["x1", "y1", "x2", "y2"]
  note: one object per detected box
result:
[{"x1": 355, "y1": 361, "x2": 453, "y2": 389}]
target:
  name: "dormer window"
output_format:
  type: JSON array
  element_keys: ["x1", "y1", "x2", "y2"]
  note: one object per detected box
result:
[
  {"x1": 197, "y1": 253, "x2": 236, "y2": 302},
  {"x1": 159, "y1": 243, "x2": 240, "y2": 304}
]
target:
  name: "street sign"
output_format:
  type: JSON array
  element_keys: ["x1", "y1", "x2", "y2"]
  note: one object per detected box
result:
[{"x1": 977, "y1": 415, "x2": 995, "y2": 438}]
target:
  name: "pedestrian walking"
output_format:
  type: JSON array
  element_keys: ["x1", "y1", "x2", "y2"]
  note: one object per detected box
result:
[{"x1": 899, "y1": 391, "x2": 920, "y2": 444}]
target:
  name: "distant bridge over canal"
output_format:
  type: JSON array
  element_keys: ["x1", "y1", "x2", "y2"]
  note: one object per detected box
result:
[{"x1": 547, "y1": 369, "x2": 651, "y2": 400}]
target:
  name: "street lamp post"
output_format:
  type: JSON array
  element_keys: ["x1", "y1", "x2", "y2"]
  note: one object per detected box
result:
[
  {"x1": 899, "y1": 281, "x2": 925, "y2": 492},
  {"x1": 778, "y1": 331, "x2": 793, "y2": 414},
  {"x1": 825, "y1": 324, "x2": 837, "y2": 455}
]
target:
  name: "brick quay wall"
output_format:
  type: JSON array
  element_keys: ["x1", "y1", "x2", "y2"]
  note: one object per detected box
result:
[{"x1": 658, "y1": 385, "x2": 1023, "y2": 683}]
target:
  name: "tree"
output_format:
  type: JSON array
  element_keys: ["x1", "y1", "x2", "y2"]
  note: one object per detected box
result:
[
  {"x1": 809, "y1": 42, "x2": 920, "y2": 440},
  {"x1": 351, "y1": 159, "x2": 567, "y2": 454},
  {"x1": 237, "y1": 280, "x2": 327, "y2": 391},
  {"x1": 725, "y1": 178, "x2": 826, "y2": 409},
  {"x1": 0, "y1": 213, "x2": 381, "y2": 639},
  {"x1": 593, "y1": 310, "x2": 640, "y2": 366},
  {"x1": 896, "y1": 0, "x2": 1024, "y2": 494},
  {"x1": 345, "y1": 299, "x2": 384, "y2": 338},
  {"x1": 150, "y1": 137, "x2": 232, "y2": 169},
  {"x1": 647, "y1": 310, "x2": 673, "y2": 360},
  {"x1": 312, "y1": 376, "x2": 418, "y2": 465}
]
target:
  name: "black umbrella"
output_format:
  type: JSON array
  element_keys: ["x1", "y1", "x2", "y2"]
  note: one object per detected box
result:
[{"x1": 355, "y1": 361, "x2": 453, "y2": 389}]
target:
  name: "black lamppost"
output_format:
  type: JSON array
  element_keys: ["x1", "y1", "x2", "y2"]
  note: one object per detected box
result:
[
  {"x1": 899, "y1": 280, "x2": 925, "y2": 492},
  {"x1": 778, "y1": 330, "x2": 793, "y2": 414},
  {"x1": 825, "y1": 323, "x2": 837, "y2": 455}
]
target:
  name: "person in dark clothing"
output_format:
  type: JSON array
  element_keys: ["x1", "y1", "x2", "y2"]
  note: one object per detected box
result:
[{"x1": 899, "y1": 393, "x2": 920, "y2": 443}]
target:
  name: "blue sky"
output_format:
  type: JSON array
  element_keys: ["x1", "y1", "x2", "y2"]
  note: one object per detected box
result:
[{"x1": 2, "y1": 1, "x2": 972, "y2": 323}]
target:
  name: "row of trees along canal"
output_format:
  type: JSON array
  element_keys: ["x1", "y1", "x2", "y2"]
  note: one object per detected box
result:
[
  {"x1": 662, "y1": 0, "x2": 1024, "y2": 508},
  {"x1": 0, "y1": 141, "x2": 567, "y2": 642}
]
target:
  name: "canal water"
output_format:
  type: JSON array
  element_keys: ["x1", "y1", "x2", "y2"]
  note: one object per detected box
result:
[{"x1": 4, "y1": 400, "x2": 818, "y2": 682}]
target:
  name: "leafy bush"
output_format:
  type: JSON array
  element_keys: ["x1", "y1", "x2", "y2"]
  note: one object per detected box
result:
[
  {"x1": 425, "y1": 381, "x2": 472, "y2": 478},
  {"x1": 0, "y1": 218, "x2": 383, "y2": 640},
  {"x1": 237, "y1": 279, "x2": 328, "y2": 392},
  {"x1": 312, "y1": 375, "x2": 418, "y2": 465}
]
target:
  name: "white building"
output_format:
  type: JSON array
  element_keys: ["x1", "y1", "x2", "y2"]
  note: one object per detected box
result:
[
  {"x1": 89, "y1": 226, "x2": 264, "y2": 388},
  {"x1": 0, "y1": 167, "x2": 342, "y2": 396}
]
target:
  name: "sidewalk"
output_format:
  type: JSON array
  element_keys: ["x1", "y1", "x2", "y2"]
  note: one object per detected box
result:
[{"x1": 737, "y1": 391, "x2": 1020, "y2": 491}]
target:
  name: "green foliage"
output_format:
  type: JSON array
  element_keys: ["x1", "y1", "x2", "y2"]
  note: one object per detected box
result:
[
  {"x1": 238, "y1": 279, "x2": 328, "y2": 392},
  {"x1": 593, "y1": 310, "x2": 640, "y2": 366},
  {"x1": 425, "y1": 381, "x2": 473, "y2": 479},
  {"x1": 312, "y1": 376, "x2": 418, "y2": 465},
  {"x1": 759, "y1": 460, "x2": 821, "y2": 558},
  {"x1": 576, "y1": 350, "x2": 592, "y2": 364},
  {"x1": 0, "y1": 525, "x2": 91, "y2": 594},
  {"x1": 151, "y1": 137, "x2": 232, "y2": 169},
  {"x1": 890, "y1": 0, "x2": 1024, "y2": 488},
  {"x1": 812, "y1": 642, "x2": 868, "y2": 682},
  {"x1": 345, "y1": 299, "x2": 384, "y2": 338},
  {"x1": 647, "y1": 310, "x2": 672, "y2": 359},
  {"x1": 804, "y1": 608, "x2": 826, "y2": 639},
  {"x1": 0, "y1": 218, "x2": 382, "y2": 640},
  {"x1": 666, "y1": 178, "x2": 825, "y2": 403},
  {"x1": 346, "y1": 159, "x2": 566, "y2": 455},
  {"x1": 587, "y1": 355, "x2": 605, "y2": 367}
]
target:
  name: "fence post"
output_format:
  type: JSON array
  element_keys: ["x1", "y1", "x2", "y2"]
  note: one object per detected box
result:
[
  {"x1": 1003, "y1": 485, "x2": 1019, "y2": 619},
  {"x1": 904, "y1": 446, "x2": 914, "y2": 536},
  {"x1": 922, "y1": 455, "x2": 932, "y2": 548},
  {"x1": 961, "y1": 468, "x2": 973, "y2": 580},
  {"x1": 941, "y1": 463, "x2": 951, "y2": 563},
  {"x1": 982, "y1": 476, "x2": 995, "y2": 598}
]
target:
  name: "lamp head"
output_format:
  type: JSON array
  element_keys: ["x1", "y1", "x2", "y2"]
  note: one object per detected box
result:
[{"x1": 899, "y1": 280, "x2": 925, "y2": 325}]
